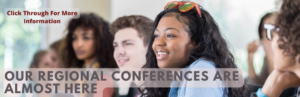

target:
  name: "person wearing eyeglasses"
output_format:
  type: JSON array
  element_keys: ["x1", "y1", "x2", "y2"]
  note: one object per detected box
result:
[
  {"x1": 110, "y1": 15, "x2": 153, "y2": 97},
  {"x1": 141, "y1": 1, "x2": 244, "y2": 97},
  {"x1": 246, "y1": 12, "x2": 278, "y2": 85},
  {"x1": 252, "y1": 0, "x2": 300, "y2": 97}
]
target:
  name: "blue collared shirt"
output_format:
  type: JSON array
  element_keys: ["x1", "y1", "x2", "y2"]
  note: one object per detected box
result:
[{"x1": 168, "y1": 58, "x2": 227, "y2": 97}]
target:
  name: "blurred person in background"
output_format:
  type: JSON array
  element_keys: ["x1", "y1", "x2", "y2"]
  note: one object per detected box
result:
[
  {"x1": 60, "y1": 13, "x2": 118, "y2": 97},
  {"x1": 23, "y1": 50, "x2": 52, "y2": 97},
  {"x1": 30, "y1": 50, "x2": 52, "y2": 68},
  {"x1": 252, "y1": 0, "x2": 300, "y2": 96},
  {"x1": 49, "y1": 39, "x2": 62, "y2": 68},
  {"x1": 110, "y1": 15, "x2": 153, "y2": 97},
  {"x1": 247, "y1": 12, "x2": 278, "y2": 85},
  {"x1": 61, "y1": 13, "x2": 117, "y2": 69}
]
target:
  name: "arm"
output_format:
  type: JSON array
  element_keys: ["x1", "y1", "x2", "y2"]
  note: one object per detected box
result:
[
  {"x1": 260, "y1": 70, "x2": 300, "y2": 97},
  {"x1": 183, "y1": 59, "x2": 224, "y2": 97},
  {"x1": 184, "y1": 87, "x2": 224, "y2": 97},
  {"x1": 248, "y1": 53, "x2": 257, "y2": 79},
  {"x1": 247, "y1": 41, "x2": 259, "y2": 79}
]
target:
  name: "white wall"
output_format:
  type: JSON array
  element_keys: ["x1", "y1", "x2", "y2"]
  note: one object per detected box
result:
[
  {"x1": 111, "y1": 0, "x2": 165, "y2": 22},
  {"x1": 111, "y1": 0, "x2": 205, "y2": 22},
  {"x1": 73, "y1": 0, "x2": 111, "y2": 21}
]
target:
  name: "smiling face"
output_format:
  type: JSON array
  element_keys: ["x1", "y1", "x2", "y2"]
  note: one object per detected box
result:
[
  {"x1": 113, "y1": 28, "x2": 147, "y2": 68},
  {"x1": 72, "y1": 27, "x2": 96, "y2": 60},
  {"x1": 152, "y1": 16, "x2": 195, "y2": 68}
]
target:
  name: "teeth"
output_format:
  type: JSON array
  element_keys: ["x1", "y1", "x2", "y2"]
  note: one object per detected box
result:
[
  {"x1": 119, "y1": 60, "x2": 127, "y2": 62},
  {"x1": 158, "y1": 52, "x2": 167, "y2": 55}
]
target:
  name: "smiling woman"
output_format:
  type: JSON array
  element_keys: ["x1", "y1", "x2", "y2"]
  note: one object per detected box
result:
[{"x1": 142, "y1": 1, "x2": 245, "y2": 97}]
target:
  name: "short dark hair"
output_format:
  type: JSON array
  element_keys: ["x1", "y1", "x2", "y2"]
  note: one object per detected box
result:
[
  {"x1": 110, "y1": 15, "x2": 153, "y2": 46},
  {"x1": 276, "y1": 0, "x2": 300, "y2": 62}
]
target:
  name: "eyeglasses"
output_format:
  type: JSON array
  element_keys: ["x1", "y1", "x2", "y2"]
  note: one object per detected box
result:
[
  {"x1": 164, "y1": 1, "x2": 203, "y2": 18},
  {"x1": 264, "y1": 24, "x2": 279, "y2": 40}
]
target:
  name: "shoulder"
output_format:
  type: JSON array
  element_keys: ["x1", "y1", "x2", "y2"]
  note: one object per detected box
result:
[
  {"x1": 186, "y1": 58, "x2": 216, "y2": 68},
  {"x1": 184, "y1": 87, "x2": 225, "y2": 97}
]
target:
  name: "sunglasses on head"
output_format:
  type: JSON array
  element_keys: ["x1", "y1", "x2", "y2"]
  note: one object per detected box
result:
[
  {"x1": 264, "y1": 24, "x2": 279, "y2": 40},
  {"x1": 164, "y1": 1, "x2": 203, "y2": 18}
]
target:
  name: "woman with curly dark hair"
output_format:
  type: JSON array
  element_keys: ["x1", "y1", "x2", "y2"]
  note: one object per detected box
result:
[
  {"x1": 61, "y1": 13, "x2": 117, "y2": 68},
  {"x1": 140, "y1": 1, "x2": 244, "y2": 97},
  {"x1": 60, "y1": 13, "x2": 118, "y2": 97},
  {"x1": 253, "y1": 0, "x2": 300, "y2": 96}
]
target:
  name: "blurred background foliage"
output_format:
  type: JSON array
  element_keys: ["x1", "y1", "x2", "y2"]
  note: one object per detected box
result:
[{"x1": 0, "y1": 0, "x2": 42, "y2": 69}]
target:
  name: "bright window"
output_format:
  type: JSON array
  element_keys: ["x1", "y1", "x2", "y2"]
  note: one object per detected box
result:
[{"x1": 0, "y1": 0, "x2": 46, "y2": 69}]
